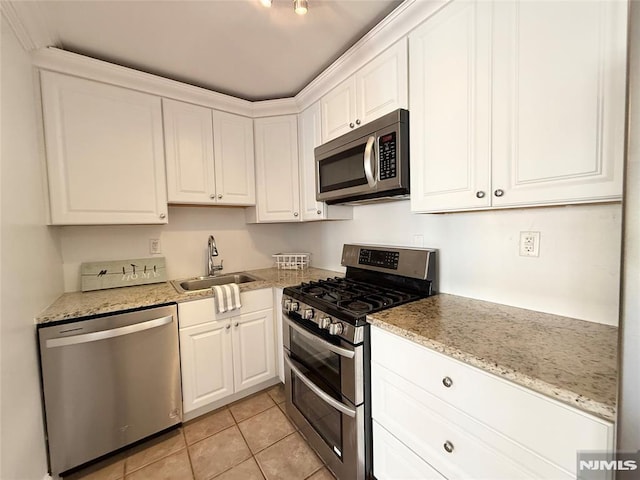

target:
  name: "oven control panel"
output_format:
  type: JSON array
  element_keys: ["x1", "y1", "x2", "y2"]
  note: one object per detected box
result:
[
  {"x1": 282, "y1": 296, "x2": 364, "y2": 344},
  {"x1": 358, "y1": 248, "x2": 399, "y2": 270}
]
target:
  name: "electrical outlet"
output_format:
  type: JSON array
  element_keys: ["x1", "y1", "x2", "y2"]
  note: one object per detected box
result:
[
  {"x1": 519, "y1": 231, "x2": 540, "y2": 257},
  {"x1": 149, "y1": 238, "x2": 162, "y2": 255}
]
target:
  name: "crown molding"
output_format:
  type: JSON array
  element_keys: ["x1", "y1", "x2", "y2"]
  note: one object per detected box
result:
[
  {"x1": 25, "y1": 0, "x2": 453, "y2": 119},
  {"x1": 295, "y1": 0, "x2": 451, "y2": 111},
  {"x1": 252, "y1": 98, "x2": 299, "y2": 118},
  {"x1": 31, "y1": 47, "x2": 255, "y2": 117},
  {"x1": 0, "y1": 1, "x2": 57, "y2": 51}
]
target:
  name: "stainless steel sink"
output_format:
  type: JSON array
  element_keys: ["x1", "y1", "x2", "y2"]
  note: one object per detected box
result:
[{"x1": 171, "y1": 273, "x2": 259, "y2": 293}]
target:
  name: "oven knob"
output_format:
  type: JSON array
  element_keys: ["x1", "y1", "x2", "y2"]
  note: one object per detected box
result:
[
  {"x1": 289, "y1": 302, "x2": 299, "y2": 312},
  {"x1": 302, "y1": 308, "x2": 314, "y2": 320},
  {"x1": 318, "y1": 316, "x2": 332, "y2": 329},
  {"x1": 283, "y1": 299, "x2": 291, "y2": 311},
  {"x1": 328, "y1": 322, "x2": 344, "y2": 335}
]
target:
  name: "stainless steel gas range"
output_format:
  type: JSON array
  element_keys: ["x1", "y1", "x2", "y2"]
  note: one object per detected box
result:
[{"x1": 281, "y1": 244, "x2": 437, "y2": 480}]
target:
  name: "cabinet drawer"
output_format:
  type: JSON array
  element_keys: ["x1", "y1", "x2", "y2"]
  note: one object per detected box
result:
[
  {"x1": 373, "y1": 420, "x2": 445, "y2": 480},
  {"x1": 178, "y1": 288, "x2": 273, "y2": 328},
  {"x1": 371, "y1": 326, "x2": 613, "y2": 475},
  {"x1": 372, "y1": 363, "x2": 572, "y2": 479}
]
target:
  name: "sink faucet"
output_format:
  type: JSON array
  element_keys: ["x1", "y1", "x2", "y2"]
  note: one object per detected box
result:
[{"x1": 207, "y1": 235, "x2": 223, "y2": 276}]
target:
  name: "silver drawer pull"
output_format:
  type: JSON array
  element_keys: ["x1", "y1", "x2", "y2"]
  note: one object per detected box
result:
[
  {"x1": 444, "y1": 441, "x2": 454, "y2": 453},
  {"x1": 442, "y1": 376, "x2": 453, "y2": 388}
]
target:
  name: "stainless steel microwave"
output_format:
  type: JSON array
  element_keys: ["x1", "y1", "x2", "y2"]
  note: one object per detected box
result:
[{"x1": 315, "y1": 109, "x2": 409, "y2": 204}]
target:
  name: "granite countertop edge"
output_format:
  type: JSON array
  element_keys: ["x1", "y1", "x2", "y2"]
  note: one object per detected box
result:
[
  {"x1": 367, "y1": 312, "x2": 616, "y2": 423},
  {"x1": 35, "y1": 267, "x2": 343, "y2": 325}
]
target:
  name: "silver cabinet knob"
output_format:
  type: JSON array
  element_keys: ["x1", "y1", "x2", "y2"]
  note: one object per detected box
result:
[
  {"x1": 494, "y1": 189, "x2": 505, "y2": 197},
  {"x1": 159, "y1": 213, "x2": 166, "y2": 219},
  {"x1": 210, "y1": 194, "x2": 215, "y2": 199},
  {"x1": 234, "y1": 322, "x2": 239, "y2": 327},
  {"x1": 442, "y1": 377, "x2": 453, "y2": 388},
  {"x1": 225, "y1": 324, "x2": 230, "y2": 330},
  {"x1": 476, "y1": 191, "x2": 485, "y2": 199},
  {"x1": 293, "y1": 212, "x2": 299, "y2": 217},
  {"x1": 218, "y1": 194, "x2": 223, "y2": 199},
  {"x1": 444, "y1": 441, "x2": 454, "y2": 453},
  {"x1": 349, "y1": 123, "x2": 355, "y2": 128},
  {"x1": 355, "y1": 119, "x2": 361, "y2": 125},
  {"x1": 317, "y1": 209, "x2": 322, "y2": 215}
]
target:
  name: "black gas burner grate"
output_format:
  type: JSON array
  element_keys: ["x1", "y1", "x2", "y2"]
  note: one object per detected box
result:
[{"x1": 292, "y1": 277, "x2": 417, "y2": 316}]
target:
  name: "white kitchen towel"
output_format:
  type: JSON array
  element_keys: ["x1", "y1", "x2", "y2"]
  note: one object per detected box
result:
[{"x1": 212, "y1": 283, "x2": 242, "y2": 314}]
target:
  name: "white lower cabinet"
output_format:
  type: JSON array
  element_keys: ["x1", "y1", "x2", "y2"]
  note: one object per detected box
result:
[
  {"x1": 371, "y1": 326, "x2": 614, "y2": 480},
  {"x1": 373, "y1": 421, "x2": 445, "y2": 480},
  {"x1": 231, "y1": 308, "x2": 275, "y2": 392},
  {"x1": 178, "y1": 289, "x2": 276, "y2": 414},
  {"x1": 179, "y1": 318, "x2": 234, "y2": 411}
]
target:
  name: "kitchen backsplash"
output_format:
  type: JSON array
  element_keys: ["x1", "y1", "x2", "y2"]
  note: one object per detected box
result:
[
  {"x1": 295, "y1": 201, "x2": 622, "y2": 326},
  {"x1": 59, "y1": 205, "x2": 306, "y2": 292},
  {"x1": 59, "y1": 201, "x2": 622, "y2": 326}
]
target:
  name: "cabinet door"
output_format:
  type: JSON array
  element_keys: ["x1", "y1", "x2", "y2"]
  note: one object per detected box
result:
[
  {"x1": 212, "y1": 111, "x2": 256, "y2": 205},
  {"x1": 232, "y1": 308, "x2": 276, "y2": 393},
  {"x1": 180, "y1": 320, "x2": 234, "y2": 413},
  {"x1": 40, "y1": 71, "x2": 168, "y2": 224},
  {"x1": 253, "y1": 115, "x2": 300, "y2": 222},
  {"x1": 491, "y1": 0, "x2": 627, "y2": 207},
  {"x1": 409, "y1": 1, "x2": 492, "y2": 213},
  {"x1": 298, "y1": 102, "x2": 325, "y2": 221},
  {"x1": 321, "y1": 76, "x2": 357, "y2": 142},
  {"x1": 163, "y1": 99, "x2": 216, "y2": 204},
  {"x1": 373, "y1": 421, "x2": 446, "y2": 480},
  {"x1": 356, "y1": 38, "x2": 408, "y2": 127}
]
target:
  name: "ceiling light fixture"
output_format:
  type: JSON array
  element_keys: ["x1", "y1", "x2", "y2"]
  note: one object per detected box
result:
[
  {"x1": 260, "y1": 0, "x2": 272, "y2": 7},
  {"x1": 293, "y1": 0, "x2": 308, "y2": 15}
]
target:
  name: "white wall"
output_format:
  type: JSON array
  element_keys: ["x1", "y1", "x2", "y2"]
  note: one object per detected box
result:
[
  {"x1": 297, "y1": 201, "x2": 622, "y2": 325},
  {"x1": 60, "y1": 206, "x2": 307, "y2": 292},
  {"x1": 1, "y1": 16, "x2": 64, "y2": 480}
]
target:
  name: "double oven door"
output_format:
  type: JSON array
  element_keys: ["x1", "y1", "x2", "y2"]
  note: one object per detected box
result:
[{"x1": 282, "y1": 314, "x2": 366, "y2": 480}]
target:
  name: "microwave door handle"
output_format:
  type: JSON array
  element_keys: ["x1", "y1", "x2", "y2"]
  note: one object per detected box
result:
[{"x1": 363, "y1": 136, "x2": 377, "y2": 188}]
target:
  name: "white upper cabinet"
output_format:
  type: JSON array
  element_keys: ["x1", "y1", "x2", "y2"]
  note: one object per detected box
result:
[
  {"x1": 212, "y1": 110, "x2": 256, "y2": 205},
  {"x1": 491, "y1": 0, "x2": 627, "y2": 208},
  {"x1": 298, "y1": 102, "x2": 353, "y2": 222},
  {"x1": 410, "y1": 0, "x2": 627, "y2": 213},
  {"x1": 40, "y1": 71, "x2": 168, "y2": 225},
  {"x1": 163, "y1": 99, "x2": 216, "y2": 204},
  {"x1": 249, "y1": 115, "x2": 301, "y2": 222},
  {"x1": 163, "y1": 99, "x2": 255, "y2": 206},
  {"x1": 321, "y1": 39, "x2": 408, "y2": 143},
  {"x1": 409, "y1": 1, "x2": 492, "y2": 212}
]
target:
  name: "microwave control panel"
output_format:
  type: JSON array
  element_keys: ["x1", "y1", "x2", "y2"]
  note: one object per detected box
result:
[{"x1": 378, "y1": 132, "x2": 397, "y2": 180}]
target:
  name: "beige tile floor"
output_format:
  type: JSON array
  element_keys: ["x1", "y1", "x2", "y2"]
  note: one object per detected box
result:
[{"x1": 65, "y1": 384, "x2": 336, "y2": 480}]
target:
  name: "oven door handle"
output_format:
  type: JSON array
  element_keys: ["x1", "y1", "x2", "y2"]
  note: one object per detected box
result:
[
  {"x1": 284, "y1": 353, "x2": 357, "y2": 418},
  {"x1": 363, "y1": 135, "x2": 377, "y2": 188},
  {"x1": 283, "y1": 316, "x2": 355, "y2": 359}
]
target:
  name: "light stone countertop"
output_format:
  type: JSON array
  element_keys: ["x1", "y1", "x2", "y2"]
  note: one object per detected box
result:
[
  {"x1": 35, "y1": 267, "x2": 343, "y2": 325},
  {"x1": 367, "y1": 293, "x2": 618, "y2": 422}
]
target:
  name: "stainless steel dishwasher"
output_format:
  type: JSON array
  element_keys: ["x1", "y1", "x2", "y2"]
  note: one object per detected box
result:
[{"x1": 38, "y1": 304, "x2": 182, "y2": 476}]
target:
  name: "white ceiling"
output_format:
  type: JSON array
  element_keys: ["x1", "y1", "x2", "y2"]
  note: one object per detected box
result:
[{"x1": 31, "y1": 0, "x2": 403, "y2": 101}]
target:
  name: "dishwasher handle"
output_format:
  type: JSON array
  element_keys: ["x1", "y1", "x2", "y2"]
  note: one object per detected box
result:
[{"x1": 46, "y1": 315, "x2": 174, "y2": 348}]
